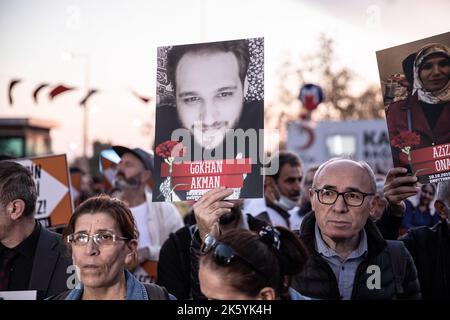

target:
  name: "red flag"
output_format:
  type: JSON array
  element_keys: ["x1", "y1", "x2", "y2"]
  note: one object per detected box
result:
[
  {"x1": 79, "y1": 89, "x2": 98, "y2": 106},
  {"x1": 49, "y1": 84, "x2": 76, "y2": 100},
  {"x1": 32, "y1": 83, "x2": 49, "y2": 104},
  {"x1": 8, "y1": 79, "x2": 22, "y2": 106},
  {"x1": 131, "y1": 90, "x2": 151, "y2": 104}
]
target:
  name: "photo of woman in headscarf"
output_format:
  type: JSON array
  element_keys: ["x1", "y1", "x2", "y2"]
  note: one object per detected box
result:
[{"x1": 386, "y1": 42, "x2": 450, "y2": 167}]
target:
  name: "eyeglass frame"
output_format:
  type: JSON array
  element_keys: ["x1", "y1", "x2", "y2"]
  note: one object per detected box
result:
[
  {"x1": 312, "y1": 188, "x2": 375, "y2": 207},
  {"x1": 200, "y1": 234, "x2": 267, "y2": 279},
  {"x1": 66, "y1": 231, "x2": 129, "y2": 246}
]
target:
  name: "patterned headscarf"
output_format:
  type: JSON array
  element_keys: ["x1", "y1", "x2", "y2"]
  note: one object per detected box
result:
[{"x1": 413, "y1": 43, "x2": 450, "y2": 104}]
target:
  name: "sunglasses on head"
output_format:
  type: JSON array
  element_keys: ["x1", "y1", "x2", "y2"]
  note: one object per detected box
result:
[{"x1": 200, "y1": 234, "x2": 267, "y2": 278}]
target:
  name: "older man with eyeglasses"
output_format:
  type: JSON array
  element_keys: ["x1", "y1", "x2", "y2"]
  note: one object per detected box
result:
[{"x1": 292, "y1": 158, "x2": 421, "y2": 300}]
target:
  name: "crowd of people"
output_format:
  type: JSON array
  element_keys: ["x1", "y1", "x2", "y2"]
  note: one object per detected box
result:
[
  {"x1": 1, "y1": 150, "x2": 449, "y2": 300},
  {"x1": 1, "y1": 39, "x2": 449, "y2": 301}
]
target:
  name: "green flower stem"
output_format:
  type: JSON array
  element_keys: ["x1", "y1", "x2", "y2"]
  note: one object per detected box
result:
[{"x1": 168, "y1": 162, "x2": 173, "y2": 202}]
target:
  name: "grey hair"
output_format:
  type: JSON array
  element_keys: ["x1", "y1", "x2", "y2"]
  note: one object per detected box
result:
[
  {"x1": 436, "y1": 181, "x2": 450, "y2": 206},
  {"x1": 312, "y1": 157, "x2": 377, "y2": 193}
]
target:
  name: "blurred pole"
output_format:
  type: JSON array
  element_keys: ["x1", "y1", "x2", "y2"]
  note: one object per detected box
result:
[
  {"x1": 62, "y1": 51, "x2": 90, "y2": 170},
  {"x1": 82, "y1": 55, "x2": 90, "y2": 163}
]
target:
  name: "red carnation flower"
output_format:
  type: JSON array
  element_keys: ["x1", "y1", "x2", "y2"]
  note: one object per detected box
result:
[
  {"x1": 156, "y1": 140, "x2": 185, "y2": 158},
  {"x1": 391, "y1": 131, "x2": 421, "y2": 149}
]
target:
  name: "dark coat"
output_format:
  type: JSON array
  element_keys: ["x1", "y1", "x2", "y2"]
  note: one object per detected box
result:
[
  {"x1": 30, "y1": 223, "x2": 72, "y2": 299},
  {"x1": 400, "y1": 221, "x2": 450, "y2": 299},
  {"x1": 292, "y1": 212, "x2": 421, "y2": 300}
]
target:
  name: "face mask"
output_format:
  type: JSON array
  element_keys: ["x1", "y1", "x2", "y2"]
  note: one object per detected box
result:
[
  {"x1": 269, "y1": 179, "x2": 299, "y2": 211},
  {"x1": 275, "y1": 194, "x2": 298, "y2": 211}
]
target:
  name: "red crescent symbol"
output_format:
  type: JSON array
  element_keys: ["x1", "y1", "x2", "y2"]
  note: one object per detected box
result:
[{"x1": 297, "y1": 124, "x2": 315, "y2": 151}]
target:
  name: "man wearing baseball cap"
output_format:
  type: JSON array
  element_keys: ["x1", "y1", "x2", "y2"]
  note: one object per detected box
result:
[{"x1": 112, "y1": 145, "x2": 183, "y2": 282}]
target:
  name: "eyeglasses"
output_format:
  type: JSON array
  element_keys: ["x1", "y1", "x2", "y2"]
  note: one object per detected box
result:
[
  {"x1": 67, "y1": 231, "x2": 128, "y2": 246},
  {"x1": 313, "y1": 188, "x2": 374, "y2": 207},
  {"x1": 200, "y1": 235, "x2": 266, "y2": 278}
]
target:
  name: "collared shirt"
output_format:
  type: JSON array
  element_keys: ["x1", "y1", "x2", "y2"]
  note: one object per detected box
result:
[
  {"x1": 249, "y1": 199, "x2": 301, "y2": 230},
  {"x1": 314, "y1": 223, "x2": 368, "y2": 300},
  {"x1": 130, "y1": 201, "x2": 152, "y2": 250},
  {"x1": 0, "y1": 221, "x2": 40, "y2": 291}
]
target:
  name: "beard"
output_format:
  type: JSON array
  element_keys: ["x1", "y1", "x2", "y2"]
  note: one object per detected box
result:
[
  {"x1": 191, "y1": 121, "x2": 229, "y2": 150},
  {"x1": 113, "y1": 171, "x2": 141, "y2": 190}
]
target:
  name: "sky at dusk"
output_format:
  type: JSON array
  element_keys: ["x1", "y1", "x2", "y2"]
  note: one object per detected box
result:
[{"x1": 1, "y1": 0, "x2": 448, "y2": 161}]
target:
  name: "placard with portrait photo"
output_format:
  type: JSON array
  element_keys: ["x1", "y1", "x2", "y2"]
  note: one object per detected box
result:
[
  {"x1": 376, "y1": 31, "x2": 450, "y2": 184},
  {"x1": 153, "y1": 38, "x2": 264, "y2": 202}
]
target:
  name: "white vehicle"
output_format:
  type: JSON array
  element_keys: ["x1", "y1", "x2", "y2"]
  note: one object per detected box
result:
[{"x1": 287, "y1": 119, "x2": 393, "y2": 174}]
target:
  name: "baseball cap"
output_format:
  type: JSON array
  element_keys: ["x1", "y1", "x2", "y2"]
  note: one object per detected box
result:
[{"x1": 112, "y1": 146, "x2": 154, "y2": 172}]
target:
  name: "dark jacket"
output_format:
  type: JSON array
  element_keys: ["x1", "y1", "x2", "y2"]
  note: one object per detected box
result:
[
  {"x1": 374, "y1": 206, "x2": 403, "y2": 240},
  {"x1": 400, "y1": 221, "x2": 450, "y2": 299},
  {"x1": 157, "y1": 214, "x2": 267, "y2": 300},
  {"x1": 292, "y1": 212, "x2": 421, "y2": 300},
  {"x1": 31, "y1": 223, "x2": 72, "y2": 299}
]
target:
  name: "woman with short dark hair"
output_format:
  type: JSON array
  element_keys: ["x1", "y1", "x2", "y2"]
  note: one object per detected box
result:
[{"x1": 51, "y1": 195, "x2": 172, "y2": 300}]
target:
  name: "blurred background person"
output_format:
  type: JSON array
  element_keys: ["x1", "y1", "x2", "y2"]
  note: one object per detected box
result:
[
  {"x1": 112, "y1": 146, "x2": 183, "y2": 283},
  {"x1": 296, "y1": 164, "x2": 320, "y2": 221},
  {"x1": 69, "y1": 167, "x2": 92, "y2": 208},
  {"x1": 400, "y1": 181, "x2": 450, "y2": 299},
  {"x1": 254, "y1": 151, "x2": 304, "y2": 230},
  {"x1": 400, "y1": 183, "x2": 439, "y2": 234},
  {"x1": 369, "y1": 179, "x2": 389, "y2": 222},
  {"x1": 90, "y1": 175, "x2": 106, "y2": 196}
]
